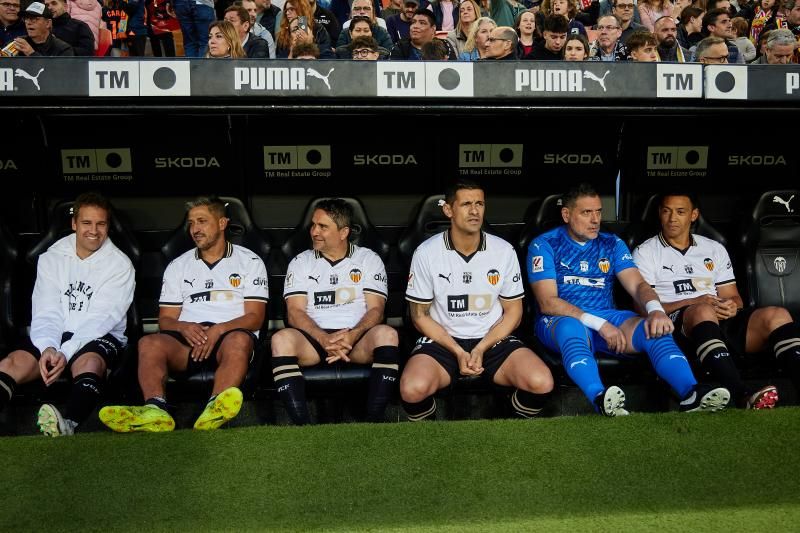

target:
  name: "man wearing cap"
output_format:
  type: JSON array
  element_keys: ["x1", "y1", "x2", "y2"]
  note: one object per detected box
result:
[
  {"x1": 1, "y1": 0, "x2": 25, "y2": 48},
  {"x1": 11, "y1": 1, "x2": 73, "y2": 56},
  {"x1": 46, "y1": 0, "x2": 94, "y2": 55},
  {"x1": 386, "y1": 0, "x2": 417, "y2": 44}
]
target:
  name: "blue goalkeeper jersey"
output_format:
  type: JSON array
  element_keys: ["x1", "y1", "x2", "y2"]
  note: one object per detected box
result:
[{"x1": 526, "y1": 225, "x2": 637, "y2": 314}]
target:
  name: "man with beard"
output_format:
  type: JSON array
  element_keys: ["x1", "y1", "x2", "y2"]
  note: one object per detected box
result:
[
  {"x1": 654, "y1": 15, "x2": 688, "y2": 61},
  {"x1": 46, "y1": 0, "x2": 94, "y2": 55},
  {"x1": 100, "y1": 197, "x2": 269, "y2": 433}
]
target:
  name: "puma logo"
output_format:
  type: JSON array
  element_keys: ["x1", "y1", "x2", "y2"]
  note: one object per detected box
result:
[
  {"x1": 662, "y1": 265, "x2": 674, "y2": 273},
  {"x1": 583, "y1": 70, "x2": 610, "y2": 92},
  {"x1": 308, "y1": 275, "x2": 320, "y2": 283},
  {"x1": 183, "y1": 279, "x2": 194, "y2": 287},
  {"x1": 772, "y1": 194, "x2": 795, "y2": 213},
  {"x1": 570, "y1": 358, "x2": 588, "y2": 369},
  {"x1": 306, "y1": 68, "x2": 334, "y2": 90},
  {"x1": 560, "y1": 261, "x2": 571, "y2": 270},
  {"x1": 669, "y1": 354, "x2": 687, "y2": 361},
  {"x1": 15, "y1": 68, "x2": 44, "y2": 91},
  {"x1": 438, "y1": 273, "x2": 451, "y2": 283}
]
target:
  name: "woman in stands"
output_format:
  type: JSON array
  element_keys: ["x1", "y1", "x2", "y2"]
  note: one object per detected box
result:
[
  {"x1": 676, "y1": 6, "x2": 704, "y2": 49},
  {"x1": 275, "y1": 0, "x2": 333, "y2": 58},
  {"x1": 562, "y1": 32, "x2": 590, "y2": 59},
  {"x1": 537, "y1": 0, "x2": 587, "y2": 36},
  {"x1": 446, "y1": 0, "x2": 481, "y2": 55},
  {"x1": 638, "y1": 0, "x2": 675, "y2": 31},
  {"x1": 206, "y1": 20, "x2": 245, "y2": 58},
  {"x1": 457, "y1": 16, "x2": 496, "y2": 59},
  {"x1": 515, "y1": 8, "x2": 539, "y2": 58},
  {"x1": 748, "y1": 0, "x2": 784, "y2": 46}
]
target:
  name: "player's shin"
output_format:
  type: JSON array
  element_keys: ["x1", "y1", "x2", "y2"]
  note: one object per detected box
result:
[
  {"x1": 366, "y1": 346, "x2": 399, "y2": 422},
  {"x1": 272, "y1": 356, "x2": 310, "y2": 425}
]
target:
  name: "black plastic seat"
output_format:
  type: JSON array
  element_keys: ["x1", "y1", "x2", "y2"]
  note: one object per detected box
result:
[
  {"x1": 742, "y1": 190, "x2": 800, "y2": 316},
  {"x1": 0, "y1": 222, "x2": 19, "y2": 354},
  {"x1": 158, "y1": 197, "x2": 272, "y2": 398}
]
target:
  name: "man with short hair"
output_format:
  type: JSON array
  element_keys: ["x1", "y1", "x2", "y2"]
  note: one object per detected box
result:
[
  {"x1": 633, "y1": 193, "x2": 800, "y2": 408},
  {"x1": 271, "y1": 199, "x2": 400, "y2": 424},
  {"x1": 0, "y1": 0, "x2": 25, "y2": 48},
  {"x1": 100, "y1": 197, "x2": 269, "y2": 432},
  {"x1": 528, "y1": 14, "x2": 567, "y2": 59},
  {"x1": 401, "y1": 180, "x2": 554, "y2": 421},
  {"x1": 253, "y1": 0, "x2": 279, "y2": 39},
  {"x1": 225, "y1": 4, "x2": 274, "y2": 58},
  {"x1": 702, "y1": 8, "x2": 744, "y2": 63},
  {"x1": 390, "y1": 8, "x2": 454, "y2": 59},
  {"x1": 0, "y1": 193, "x2": 135, "y2": 436},
  {"x1": 241, "y1": 0, "x2": 277, "y2": 45},
  {"x1": 527, "y1": 183, "x2": 730, "y2": 416},
  {"x1": 612, "y1": 0, "x2": 644, "y2": 41},
  {"x1": 590, "y1": 14, "x2": 628, "y2": 60},
  {"x1": 349, "y1": 34, "x2": 381, "y2": 59},
  {"x1": 751, "y1": 28, "x2": 796, "y2": 63},
  {"x1": 11, "y1": 1, "x2": 73, "y2": 56},
  {"x1": 627, "y1": 30, "x2": 659, "y2": 60},
  {"x1": 482, "y1": 25, "x2": 517, "y2": 58},
  {"x1": 385, "y1": 0, "x2": 416, "y2": 43},
  {"x1": 694, "y1": 35, "x2": 730, "y2": 63},
  {"x1": 45, "y1": 0, "x2": 93, "y2": 55},
  {"x1": 654, "y1": 15, "x2": 688, "y2": 62}
]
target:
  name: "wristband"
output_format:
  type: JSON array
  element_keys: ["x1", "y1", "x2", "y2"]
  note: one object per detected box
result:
[
  {"x1": 580, "y1": 313, "x2": 607, "y2": 331},
  {"x1": 645, "y1": 300, "x2": 665, "y2": 314}
]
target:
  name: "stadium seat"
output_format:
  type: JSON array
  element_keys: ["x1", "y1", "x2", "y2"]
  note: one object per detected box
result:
[
  {"x1": 22, "y1": 200, "x2": 142, "y2": 399},
  {"x1": 742, "y1": 190, "x2": 800, "y2": 316},
  {"x1": 0, "y1": 222, "x2": 19, "y2": 354},
  {"x1": 158, "y1": 197, "x2": 271, "y2": 398}
]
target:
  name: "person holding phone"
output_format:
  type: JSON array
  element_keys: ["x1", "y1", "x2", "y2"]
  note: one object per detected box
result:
[{"x1": 274, "y1": 0, "x2": 333, "y2": 57}]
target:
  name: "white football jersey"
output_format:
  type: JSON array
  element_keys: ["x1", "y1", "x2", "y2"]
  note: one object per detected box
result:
[
  {"x1": 633, "y1": 233, "x2": 735, "y2": 303},
  {"x1": 284, "y1": 243, "x2": 387, "y2": 329},
  {"x1": 160, "y1": 242, "x2": 269, "y2": 334},
  {"x1": 406, "y1": 231, "x2": 524, "y2": 339}
]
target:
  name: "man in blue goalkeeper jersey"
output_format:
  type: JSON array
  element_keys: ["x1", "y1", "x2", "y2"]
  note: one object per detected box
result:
[{"x1": 526, "y1": 183, "x2": 730, "y2": 416}]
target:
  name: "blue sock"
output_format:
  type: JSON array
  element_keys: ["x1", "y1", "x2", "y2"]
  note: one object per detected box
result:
[
  {"x1": 555, "y1": 318, "x2": 604, "y2": 403},
  {"x1": 632, "y1": 321, "x2": 696, "y2": 399}
]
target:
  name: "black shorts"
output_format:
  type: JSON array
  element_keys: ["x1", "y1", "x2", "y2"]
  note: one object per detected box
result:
[
  {"x1": 16, "y1": 332, "x2": 122, "y2": 369},
  {"x1": 295, "y1": 328, "x2": 337, "y2": 363},
  {"x1": 409, "y1": 335, "x2": 527, "y2": 383},
  {"x1": 670, "y1": 306, "x2": 757, "y2": 359},
  {"x1": 160, "y1": 323, "x2": 256, "y2": 377}
]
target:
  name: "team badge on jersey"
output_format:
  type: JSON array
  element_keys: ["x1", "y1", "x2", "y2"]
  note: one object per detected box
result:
[
  {"x1": 349, "y1": 269, "x2": 362, "y2": 283},
  {"x1": 580, "y1": 260, "x2": 589, "y2": 272},
  {"x1": 330, "y1": 274, "x2": 338, "y2": 285},
  {"x1": 598, "y1": 258, "x2": 610, "y2": 273},
  {"x1": 487, "y1": 269, "x2": 500, "y2": 286},
  {"x1": 285, "y1": 271, "x2": 294, "y2": 289},
  {"x1": 229, "y1": 273, "x2": 241, "y2": 288},
  {"x1": 463, "y1": 272, "x2": 472, "y2": 284},
  {"x1": 703, "y1": 258, "x2": 715, "y2": 271}
]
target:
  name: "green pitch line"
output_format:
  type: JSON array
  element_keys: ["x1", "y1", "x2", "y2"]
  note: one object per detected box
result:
[{"x1": 3, "y1": 408, "x2": 799, "y2": 532}]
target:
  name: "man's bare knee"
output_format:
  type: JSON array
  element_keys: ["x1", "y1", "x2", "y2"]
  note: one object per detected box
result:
[
  {"x1": 400, "y1": 374, "x2": 438, "y2": 403},
  {"x1": 685, "y1": 303, "x2": 717, "y2": 328},
  {"x1": 270, "y1": 329, "x2": 301, "y2": 356},
  {"x1": 371, "y1": 324, "x2": 399, "y2": 346}
]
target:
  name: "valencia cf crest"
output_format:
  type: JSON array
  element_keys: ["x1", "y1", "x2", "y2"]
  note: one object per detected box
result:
[
  {"x1": 703, "y1": 258, "x2": 715, "y2": 271},
  {"x1": 229, "y1": 273, "x2": 242, "y2": 288},
  {"x1": 598, "y1": 258, "x2": 610, "y2": 274},
  {"x1": 349, "y1": 268, "x2": 362, "y2": 283},
  {"x1": 487, "y1": 269, "x2": 500, "y2": 286}
]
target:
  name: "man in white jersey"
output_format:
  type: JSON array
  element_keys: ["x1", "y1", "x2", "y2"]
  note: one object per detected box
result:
[
  {"x1": 633, "y1": 193, "x2": 800, "y2": 409},
  {"x1": 271, "y1": 198, "x2": 399, "y2": 424},
  {"x1": 100, "y1": 197, "x2": 268, "y2": 432},
  {"x1": 400, "y1": 180, "x2": 553, "y2": 421},
  {"x1": 0, "y1": 192, "x2": 135, "y2": 436}
]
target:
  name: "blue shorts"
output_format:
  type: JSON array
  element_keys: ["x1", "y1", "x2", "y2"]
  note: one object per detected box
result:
[{"x1": 535, "y1": 309, "x2": 641, "y2": 357}]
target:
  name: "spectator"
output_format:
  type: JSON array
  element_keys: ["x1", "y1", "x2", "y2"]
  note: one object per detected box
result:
[
  {"x1": 46, "y1": 0, "x2": 94, "y2": 55},
  {"x1": 240, "y1": 0, "x2": 276, "y2": 46},
  {"x1": 751, "y1": 26, "x2": 796, "y2": 60},
  {"x1": 730, "y1": 15, "x2": 756, "y2": 60},
  {"x1": 67, "y1": 0, "x2": 102, "y2": 49},
  {"x1": 677, "y1": 5, "x2": 704, "y2": 48},
  {"x1": 349, "y1": 33, "x2": 383, "y2": 58},
  {"x1": 225, "y1": 4, "x2": 274, "y2": 57},
  {"x1": 528, "y1": 13, "x2": 568, "y2": 57},
  {"x1": 386, "y1": 0, "x2": 416, "y2": 43},
  {"x1": 487, "y1": 0, "x2": 528, "y2": 27},
  {"x1": 446, "y1": 0, "x2": 480, "y2": 55},
  {"x1": 694, "y1": 34, "x2": 729, "y2": 61},
  {"x1": 146, "y1": 0, "x2": 179, "y2": 57},
  {"x1": 483, "y1": 23, "x2": 519, "y2": 57},
  {"x1": 527, "y1": 183, "x2": 731, "y2": 416},
  {"x1": 702, "y1": 8, "x2": 745, "y2": 62},
  {"x1": 401, "y1": 180, "x2": 553, "y2": 422},
  {"x1": 515, "y1": 8, "x2": 539, "y2": 58},
  {"x1": 290, "y1": 39, "x2": 319, "y2": 56},
  {"x1": 563, "y1": 31, "x2": 590, "y2": 57},
  {"x1": 427, "y1": 0, "x2": 458, "y2": 31},
  {"x1": 253, "y1": 0, "x2": 279, "y2": 39},
  {"x1": 382, "y1": 0, "x2": 404, "y2": 18},
  {"x1": 458, "y1": 15, "x2": 495, "y2": 59},
  {"x1": 335, "y1": 15, "x2": 390, "y2": 56},
  {"x1": 589, "y1": 13, "x2": 630, "y2": 59},
  {"x1": 614, "y1": 0, "x2": 647, "y2": 40},
  {"x1": 100, "y1": 197, "x2": 268, "y2": 433},
  {"x1": 206, "y1": 19, "x2": 246, "y2": 57},
  {"x1": 390, "y1": 8, "x2": 455, "y2": 58},
  {"x1": 654, "y1": 14, "x2": 689, "y2": 59},
  {"x1": 0, "y1": 0, "x2": 24, "y2": 48},
  {"x1": 0, "y1": 193, "x2": 134, "y2": 437},
  {"x1": 275, "y1": 0, "x2": 333, "y2": 58},
  {"x1": 13, "y1": 1, "x2": 74, "y2": 55},
  {"x1": 638, "y1": 0, "x2": 674, "y2": 31},
  {"x1": 173, "y1": 0, "x2": 215, "y2": 56},
  {"x1": 750, "y1": 0, "x2": 784, "y2": 45},
  {"x1": 626, "y1": 28, "x2": 659, "y2": 58},
  {"x1": 336, "y1": 0, "x2": 392, "y2": 48},
  {"x1": 539, "y1": 0, "x2": 587, "y2": 36}
]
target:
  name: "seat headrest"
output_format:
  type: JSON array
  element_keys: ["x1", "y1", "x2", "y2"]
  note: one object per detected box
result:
[
  {"x1": 281, "y1": 197, "x2": 389, "y2": 262},
  {"x1": 752, "y1": 190, "x2": 800, "y2": 225},
  {"x1": 26, "y1": 201, "x2": 140, "y2": 266}
]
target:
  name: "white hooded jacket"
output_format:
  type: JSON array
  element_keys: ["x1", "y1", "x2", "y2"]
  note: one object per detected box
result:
[{"x1": 30, "y1": 233, "x2": 135, "y2": 361}]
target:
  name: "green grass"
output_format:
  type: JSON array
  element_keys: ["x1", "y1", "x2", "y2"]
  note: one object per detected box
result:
[{"x1": 3, "y1": 408, "x2": 800, "y2": 532}]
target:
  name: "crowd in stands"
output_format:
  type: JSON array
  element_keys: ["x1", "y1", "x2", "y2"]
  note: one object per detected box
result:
[{"x1": 1, "y1": 0, "x2": 798, "y2": 63}]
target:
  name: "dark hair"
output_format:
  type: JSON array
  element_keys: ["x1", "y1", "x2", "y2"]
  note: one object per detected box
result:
[
  {"x1": 315, "y1": 198, "x2": 353, "y2": 231},
  {"x1": 702, "y1": 8, "x2": 730, "y2": 35},
  {"x1": 679, "y1": 6, "x2": 704, "y2": 25},
  {"x1": 562, "y1": 183, "x2": 599, "y2": 208},
  {"x1": 185, "y1": 196, "x2": 227, "y2": 219},
  {"x1": 349, "y1": 35, "x2": 379, "y2": 52},
  {"x1": 349, "y1": 15, "x2": 374, "y2": 33},
  {"x1": 73, "y1": 192, "x2": 112, "y2": 221},
  {"x1": 625, "y1": 30, "x2": 658, "y2": 50},
  {"x1": 413, "y1": 8, "x2": 436, "y2": 27},
  {"x1": 292, "y1": 41, "x2": 321, "y2": 57},
  {"x1": 544, "y1": 13, "x2": 570, "y2": 33},
  {"x1": 658, "y1": 192, "x2": 699, "y2": 210},
  {"x1": 421, "y1": 39, "x2": 449, "y2": 59},
  {"x1": 563, "y1": 33, "x2": 590, "y2": 57},
  {"x1": 730, "y1": 16, "x2": 749, "y2": 38},
  {"x1": 225, "y1": 5, "x2": 250, "y2": 26},
  {"x1": 444, "y1": 179, "x2": 484, "y2": 205}
]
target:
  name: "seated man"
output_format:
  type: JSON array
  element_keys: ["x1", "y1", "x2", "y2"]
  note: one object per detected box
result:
[
  {"x1": 271, "y1": 199, "x2": 399, "y2": 424},
  {"x1": 633, "y1": 193, "x2": 800, "y2": 408},
  {"x1": 527, "y1": 183, "x2": 730, "y2": 416},
  {"x1": 0, "y1": 192, "x2": 135, "y2": 436},
  {"x1": 100, "y1": 197, "x2": 268, "y2": 432},
  {"x1": 401, "y1": 180, "x2": 554, "y2": 421}
]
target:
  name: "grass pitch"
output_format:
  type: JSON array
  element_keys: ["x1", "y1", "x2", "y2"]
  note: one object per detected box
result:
[{"x1": 3, "y1": 408, "x2": 799, "y2": 532}]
